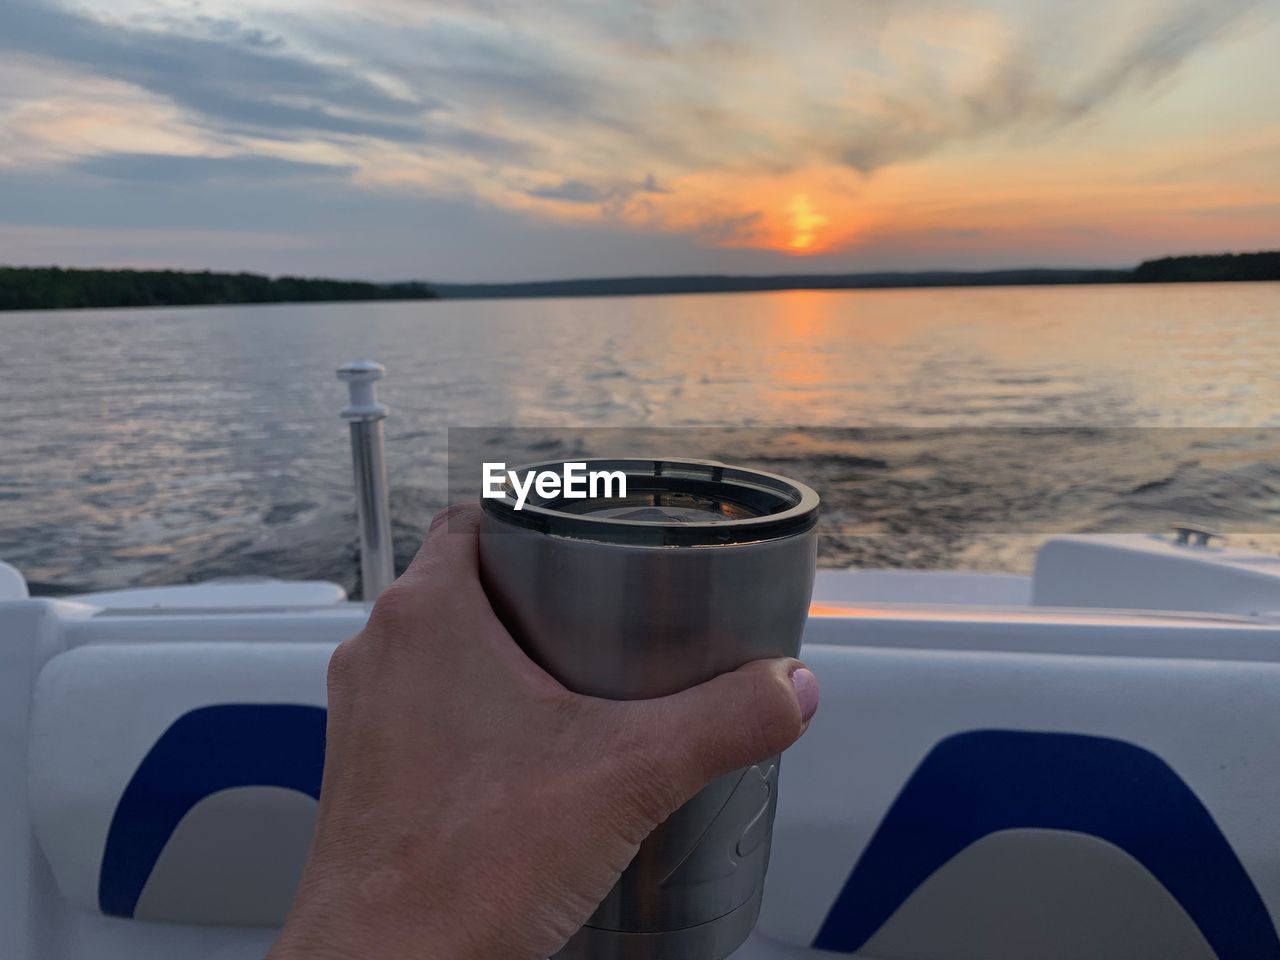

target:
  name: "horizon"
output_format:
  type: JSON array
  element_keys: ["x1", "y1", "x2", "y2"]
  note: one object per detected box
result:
[
  {"x1": 8, "y1": 247, "x2": 1273, "y2": 289},
  {"x1": 2, "y1": 1, "x2": 1278, "y2": 282}
]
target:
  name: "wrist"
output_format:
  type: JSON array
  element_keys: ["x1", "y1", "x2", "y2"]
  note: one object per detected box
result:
[{"x1": 270, "y1": 875, "x2": 474, "y2": 960}]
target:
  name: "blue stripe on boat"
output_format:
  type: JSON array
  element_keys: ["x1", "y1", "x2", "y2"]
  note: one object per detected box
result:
[{"x1": 813, "y1": 730, "x2": 1279, "y2": 958}]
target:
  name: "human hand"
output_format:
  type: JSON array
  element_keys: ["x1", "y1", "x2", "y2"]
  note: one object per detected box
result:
[{"x1": 269, "y1": 502, "x2": 818, "y2": 960}]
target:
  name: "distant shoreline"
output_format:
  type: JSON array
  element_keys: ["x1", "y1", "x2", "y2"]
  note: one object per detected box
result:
[
  {"x1": 0, "y1": 267, "x2": 437, "y2": 313},
  {"x1": 2, "y1": 252, "x2": 1277, "y2": 311},
  {"x1": 434, "y1": 251, "x2": 1277, "y2": 300}
]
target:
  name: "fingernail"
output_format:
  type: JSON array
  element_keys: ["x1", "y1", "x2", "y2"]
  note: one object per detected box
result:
[{"x1": 790, "y1": 667, "x2": 819, "y2": 724}]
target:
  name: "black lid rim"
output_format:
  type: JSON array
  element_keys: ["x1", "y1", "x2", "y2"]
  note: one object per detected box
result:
[{"x1": 481, "y1": 457, "x2": 820, "y2": 546}]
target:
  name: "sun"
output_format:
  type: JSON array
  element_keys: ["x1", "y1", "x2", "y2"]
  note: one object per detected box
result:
[{"x1": 786, "y1": 193, "x2": 829, "y2": 252}]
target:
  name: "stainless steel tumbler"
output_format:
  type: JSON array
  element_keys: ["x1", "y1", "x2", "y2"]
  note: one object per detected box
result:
[{"x1": 478, "y1": 458, "x2": 818, "y2": 960}]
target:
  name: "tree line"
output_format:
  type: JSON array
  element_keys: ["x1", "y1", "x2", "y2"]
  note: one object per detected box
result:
[
  {"x1": 1, "y1": 252, "x2": 1276, "y2": 310},
  {"x1": 0, "y1": 267, "x2": 436, "y2": 311},
  {"x1": 1132, "y1": 251, "x2": 1280, "y2": 283}
]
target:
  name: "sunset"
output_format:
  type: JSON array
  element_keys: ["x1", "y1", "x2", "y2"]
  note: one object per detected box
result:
[
  {"x1": 1, "y1": 0, "x2": 1277, "y2": 279},
  {"x1": 786, "y1": 195, "x2": 830, "y2": 253}
]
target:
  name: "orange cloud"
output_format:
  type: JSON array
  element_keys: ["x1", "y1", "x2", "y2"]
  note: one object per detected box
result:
[{"x1": 562, "y1": 167, "x2": 873, "y2": 256}]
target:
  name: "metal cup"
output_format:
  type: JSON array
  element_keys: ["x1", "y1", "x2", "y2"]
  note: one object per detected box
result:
[{"x1": 478, "y1": 458, "x2": 818, "y2": 960}]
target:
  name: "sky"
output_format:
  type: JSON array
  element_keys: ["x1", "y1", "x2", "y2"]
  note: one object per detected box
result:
[{"x1": 1, "y1": 0, "x2": 1278, "y2": 282}]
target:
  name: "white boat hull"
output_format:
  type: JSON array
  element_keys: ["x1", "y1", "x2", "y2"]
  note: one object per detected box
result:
[{"x1": 5, "y1": 532, "x2": 1280, "y2": 959}]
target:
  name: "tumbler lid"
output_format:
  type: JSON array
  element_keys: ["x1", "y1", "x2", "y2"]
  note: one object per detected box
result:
[{"x1": 481, "y1": 458, "x2": 819, "y2": 546}]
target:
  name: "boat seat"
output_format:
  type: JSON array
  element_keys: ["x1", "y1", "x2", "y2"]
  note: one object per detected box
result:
[
  {"x1": 0, "y1": 561, "x2": 28, "y2": 601},
  {"x1": 28, "y1": 642, "x2": 333, "y2": 927}
]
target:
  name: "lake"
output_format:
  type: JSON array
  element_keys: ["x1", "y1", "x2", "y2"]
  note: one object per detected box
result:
[{"x1": 3, "y1": 281, "x2": 1279, "y2": 595}]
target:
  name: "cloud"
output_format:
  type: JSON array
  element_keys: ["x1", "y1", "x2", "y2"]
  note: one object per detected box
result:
[
  {"x1": 404, "y1": 17, "x2": 596, "y2": 117},
  {"x1": 836, "y1": 0, "x2": 1264, "y2": 173},
  {"x1": 8, "y1": 0, "x2": 1263, "y2": 184},
  {"x1": 695, "y1": 211, "x2": 765, "y2": 245},
  {"x1": 0, "y1": 166, "x2": 793, "y2": 281},
  {"x1": 0, "y1": 0, "x2": 1275, "y2": 278},
  {"x1": 527, "y1": 179, "x2": 611, "y2": 204},
  {"x1": 1068, "y1": 0, "x2": 1261, "y2": 115},
  {"x1": 73, "y1": 152, "x2": 358, "y2": 183},
  {"x1": 527, "y1": 173, "x2": 667, "y2": 205},
  {"x1": 1, "y1": 0, "x2": 433, "y2": 141}
]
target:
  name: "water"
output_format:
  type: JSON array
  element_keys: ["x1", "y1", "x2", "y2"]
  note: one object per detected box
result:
[{"x1": 2, "y1": 282, "x2": 1279, "y2": 595}]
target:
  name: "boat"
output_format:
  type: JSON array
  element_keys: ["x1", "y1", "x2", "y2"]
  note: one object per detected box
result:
[{"x1": 4, "y1": 363, "x2": 1280, "y2": 960}]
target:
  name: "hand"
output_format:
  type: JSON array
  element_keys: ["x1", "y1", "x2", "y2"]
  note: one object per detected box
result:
[{"x1": 269, "y1": 502, "x2": 818, "y2": 960}]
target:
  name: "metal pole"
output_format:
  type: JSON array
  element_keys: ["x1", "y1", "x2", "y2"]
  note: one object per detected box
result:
[{"x1": 338, "y1": 361, "x2": 395, "y2": 601}]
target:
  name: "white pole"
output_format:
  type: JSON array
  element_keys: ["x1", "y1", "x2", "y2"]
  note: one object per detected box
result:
[{"x1": 337, "y1": 361, "x2": 394, "y2": 601}]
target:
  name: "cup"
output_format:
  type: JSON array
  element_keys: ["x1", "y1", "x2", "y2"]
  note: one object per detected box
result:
[{"x1": 479, "y1": 458, "x2": 818, "y2": 960}]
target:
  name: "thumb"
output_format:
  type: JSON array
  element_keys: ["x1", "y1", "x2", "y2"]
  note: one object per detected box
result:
[{"x1": 625, "y1": 658, "x2": 819, "y2": 816}]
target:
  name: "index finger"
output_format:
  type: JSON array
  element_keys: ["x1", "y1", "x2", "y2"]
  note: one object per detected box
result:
[{"x1": 401, "y1": 501, "x2": 482, "y2": 588}]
